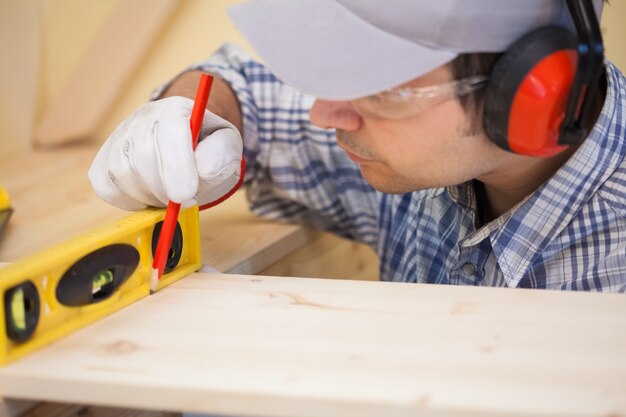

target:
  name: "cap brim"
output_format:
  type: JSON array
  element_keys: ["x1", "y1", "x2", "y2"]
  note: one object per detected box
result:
[{"x1": 228, "y1": 0, "x2": 457, "y2": 100}]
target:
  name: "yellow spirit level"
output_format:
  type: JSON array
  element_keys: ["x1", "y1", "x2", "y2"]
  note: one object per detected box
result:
[{"x1": 0, "y1": 207, "x2": 201, "y2": 365}]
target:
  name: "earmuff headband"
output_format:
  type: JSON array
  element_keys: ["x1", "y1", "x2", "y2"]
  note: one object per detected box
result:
[{"x1": 560, "y1": 0, "x2": 605, "y2": 145}]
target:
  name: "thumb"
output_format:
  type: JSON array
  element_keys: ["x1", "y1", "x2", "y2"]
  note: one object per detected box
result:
[
  {"x1": 193, "y1": 127, "x2": 243, "y2": 206},
  {"x1": 194, "y1": 126, "x2": 243, "y2": 180}
]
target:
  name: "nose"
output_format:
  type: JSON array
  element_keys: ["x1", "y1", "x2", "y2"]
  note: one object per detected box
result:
[{"x1": 310, "y1": 99, "x2": 362, "y2": 131}]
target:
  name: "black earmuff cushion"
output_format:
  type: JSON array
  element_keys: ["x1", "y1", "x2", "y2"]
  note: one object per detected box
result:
[{"x1": 483, "y1": 26, "x2": 578, "y2": 152}]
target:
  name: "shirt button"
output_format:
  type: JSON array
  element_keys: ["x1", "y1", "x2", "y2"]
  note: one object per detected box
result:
[{"x1": 462, "y1": 263, "x2": 476, "y2": 276}]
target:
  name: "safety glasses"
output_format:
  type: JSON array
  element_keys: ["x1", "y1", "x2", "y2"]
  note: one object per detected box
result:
[{"x1": 351, "y1": 75, "x2": 489, "y2": 120}]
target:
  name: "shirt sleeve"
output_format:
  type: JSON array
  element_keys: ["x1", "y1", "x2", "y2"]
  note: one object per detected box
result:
[{"x1": 154, "y1": 43, "x2": 380, "y2": 248}]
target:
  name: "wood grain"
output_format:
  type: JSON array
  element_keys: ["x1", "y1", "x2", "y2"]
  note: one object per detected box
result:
[{"x1": 0, "y1": 272, "x2": 624, "y2": 417}]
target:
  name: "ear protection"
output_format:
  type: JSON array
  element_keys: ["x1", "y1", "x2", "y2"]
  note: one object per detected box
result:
[{"x1": 483, "y1": 0, "x2": 605, "y2": 157}]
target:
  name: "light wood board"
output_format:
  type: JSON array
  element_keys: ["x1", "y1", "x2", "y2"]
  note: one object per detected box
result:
[{"x1": 0, "y1": 272, "x2": 624, "y2": 417}]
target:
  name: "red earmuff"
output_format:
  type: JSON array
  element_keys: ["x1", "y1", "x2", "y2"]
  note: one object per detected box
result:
[
  {"x1": 484, "y1": 27, "x2": 579, "y2": 157},
  {"x1": 508, "y1": 48, "x2": 578, "y2": 156}
]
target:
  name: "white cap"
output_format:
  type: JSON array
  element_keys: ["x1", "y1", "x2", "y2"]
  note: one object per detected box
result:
[{"x1": 228, "y1": 0, "x2": 603, "y2": 100}]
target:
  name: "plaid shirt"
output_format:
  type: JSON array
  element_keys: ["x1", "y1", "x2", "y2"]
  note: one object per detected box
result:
[{"x1": 180, "y1": 44, "x2": 626, "y2": 292}]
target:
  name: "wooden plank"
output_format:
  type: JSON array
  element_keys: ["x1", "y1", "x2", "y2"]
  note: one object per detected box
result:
[
  {"x1": 19, "y1": 403, "x2": 179, "y2": 417},
  {"x1": 0, "y1": 1, "x2": 40, "y2": 153},
  {"x1": 0, "y1": 272, "x2": 624, "y2": 417},
  {"x1": 0, "y1": 146, "x2": 317, "y2": 274},
  {"x1": 259, "y1": 232, "x2": 378, "y2": 280},
  {"x1": 0, "y1": 400, "x2": 181, "y2": 417},
  {"x1": 197, "y1": 190, "x2": 320, "y2": 275},
  {"x1": 602, "y1": 0, "x2": 626, "y2": 70},
  {"x1": 34, "y1": 0, "x2": 179, "y2": 147},
  {"x1": 0, "y1": 399, "x2": 36, "y2": 417}
]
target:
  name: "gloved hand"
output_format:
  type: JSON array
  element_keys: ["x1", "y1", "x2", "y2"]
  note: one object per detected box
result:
[{"x1": 88, "y1": 96, "x2": 244, "y2": 211}]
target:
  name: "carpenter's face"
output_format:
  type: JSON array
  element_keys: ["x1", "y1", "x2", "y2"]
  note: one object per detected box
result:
[{"x1": 309, "y1": 64, "x2": 519, "y2": 193}]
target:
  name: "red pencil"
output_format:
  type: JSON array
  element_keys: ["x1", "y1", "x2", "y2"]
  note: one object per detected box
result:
[{"x1": 150, "y1": 73, "x2": 214, "y2": 293}]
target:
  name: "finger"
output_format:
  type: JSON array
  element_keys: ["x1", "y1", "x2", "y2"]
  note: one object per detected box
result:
[
  {"x1": 88, "y1": 139, "x2": 149, "y2": 211},
  {"x1": 194, "y1": 127, "x2": 243, "y2": 205},
  {"x1": 152, "y1": 112, "x2": 199, "y2": 204},
  {"x1": 112, "y1": 120, "x2": 169, "y2": 206},
  {"x1": 180, "y1": 196, "x2": 199, "y2": 209},
  {"x1": 109, "y1": 132, "x2": 167, "y2": 207},
  {"x1": 200, "y1": 109, "x2": 240, "y2": 136},
  {"x1": 194, "y1": 127, "x2": 243, "y2": 179}
]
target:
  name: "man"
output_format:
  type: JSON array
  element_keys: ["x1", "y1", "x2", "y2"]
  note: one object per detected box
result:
[{"x1": 89, "y1": 0, "x2": 626, "y2": 291}]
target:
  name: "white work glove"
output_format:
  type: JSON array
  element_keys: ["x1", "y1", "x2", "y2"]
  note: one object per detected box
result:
[{"x1": 88, "y1": 96, "x2": 243, "y2": 211}]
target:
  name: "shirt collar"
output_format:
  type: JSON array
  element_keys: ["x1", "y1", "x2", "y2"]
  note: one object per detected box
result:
[{"x1": 489, "y1": 61, "x2": 626, "y2": 287}]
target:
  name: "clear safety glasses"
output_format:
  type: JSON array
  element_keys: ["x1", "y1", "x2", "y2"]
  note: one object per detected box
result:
[{"x1": 351, "y1": 75, "x2": 489, "y2": 120}]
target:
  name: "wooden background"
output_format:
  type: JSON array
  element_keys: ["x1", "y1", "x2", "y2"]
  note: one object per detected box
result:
[
  {"x1": 1, "y1": 272, "x2": 625, "y2": 417},
  {"x1": 1, "y1": 0, "x2": 625, "y2": 151}
]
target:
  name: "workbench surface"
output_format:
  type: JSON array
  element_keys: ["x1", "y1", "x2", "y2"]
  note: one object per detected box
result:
[{"x1": 0, "y1": 272, "x2": 625, "y2": 417}]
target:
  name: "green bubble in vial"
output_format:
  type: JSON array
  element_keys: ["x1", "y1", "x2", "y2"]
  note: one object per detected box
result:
[
  {"x1": 92, "y1": 269, "x2": 114, "y2": 295},
  {"x1": 10, "y1": 288, "x2": 26, "y2": 331}
]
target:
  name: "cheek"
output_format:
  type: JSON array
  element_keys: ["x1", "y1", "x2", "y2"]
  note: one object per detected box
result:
[
  {"x1": 369, "y1": 101, "x2": 501, "y2": 187},
  {"x1": 381, "y1": 103, "x2": 472, "y2": 164}
]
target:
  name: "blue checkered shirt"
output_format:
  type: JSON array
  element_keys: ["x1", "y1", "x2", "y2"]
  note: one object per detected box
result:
[{"x1": 180, "y1": 44, "x2": 626, "y2": 292}]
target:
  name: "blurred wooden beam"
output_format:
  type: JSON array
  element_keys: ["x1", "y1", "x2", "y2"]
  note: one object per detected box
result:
[{"x1": 34, "y1": 0, "x2": 179, "y2": 148}]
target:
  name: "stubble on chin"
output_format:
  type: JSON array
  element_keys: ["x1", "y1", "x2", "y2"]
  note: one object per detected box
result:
[
  {"x1": 336, "y1": 130, "x2": 418, "y2": 193},
  {"x1": 335, "y1": 130, "x2": 378, "y2": 160}
]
